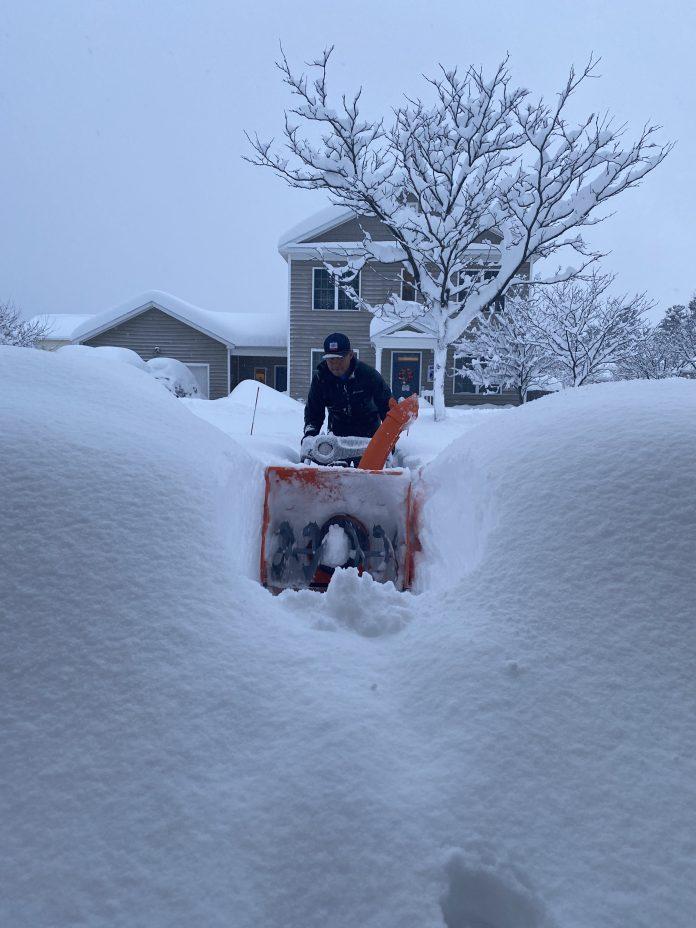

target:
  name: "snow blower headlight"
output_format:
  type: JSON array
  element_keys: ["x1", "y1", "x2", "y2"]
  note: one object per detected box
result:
[{"x1": 316, "y1": 439, "x2": 335, "y2": 458}]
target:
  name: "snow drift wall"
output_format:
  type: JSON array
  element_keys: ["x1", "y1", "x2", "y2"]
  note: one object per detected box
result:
[{"x1": 406, "y1": 379, "x2": 696, "y2": 926}]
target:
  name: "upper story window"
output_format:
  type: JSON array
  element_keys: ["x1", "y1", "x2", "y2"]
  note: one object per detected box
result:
[
  {"x1": 312, "y1": 268, "x2": 361, "y2": 311},
  {"x1": 401, "y1": 269, "x2": 417, "y2": 302},
  {"x1": 454, "y1": 268, "x2": 505, "y2": 313}
]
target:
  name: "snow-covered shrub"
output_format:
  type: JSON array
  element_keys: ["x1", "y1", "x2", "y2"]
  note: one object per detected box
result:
[
  {"x1": 145, "y1": 356, "x2": 199, "y2": 397},
  {"x1": 0, "y1": 301, "x2": 48, "y2": 347}
]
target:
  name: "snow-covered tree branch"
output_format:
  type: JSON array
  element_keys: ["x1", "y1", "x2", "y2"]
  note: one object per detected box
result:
[
  {"x1": 0, "y1": 302, "x2": 48, "y2": 348},
  {"x1": 247, "y1": 48, "x2": 671, "y2": 418},
  {"x1": 519, "y1": 273, "x2": 651, "y2": 387},
  {"x1": 656, "y1": 300, "x2": 696, "y2": 376},
  {"x1": 454, "y1": 297, "x2": 553, "y2": 403}
]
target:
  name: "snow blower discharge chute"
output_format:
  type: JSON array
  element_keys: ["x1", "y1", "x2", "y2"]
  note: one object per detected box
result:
[{"x1": 260, "y1": 394, "x2": 420, "y2": 592}]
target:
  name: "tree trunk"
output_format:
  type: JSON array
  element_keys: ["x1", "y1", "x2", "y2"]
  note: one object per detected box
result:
[{"x1": 432, "y1": 342, "x2": 448, "y2": 422}]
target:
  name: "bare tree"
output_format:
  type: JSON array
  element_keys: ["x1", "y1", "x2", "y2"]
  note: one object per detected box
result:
[
  {"x1": 615, "y1": 322, "x2": 682, "y2": 380},
  {"x1": 520, "y1": 273, "x2": 650, "y2": 387},
  {"x1": 0, "y1": 302, "x2": 48, "y2": 347},
  {"x1": 454, "y1": 298, "x2": 554, "y2": 403},
  {"x1": 655, "y1": 300, "x2": 696, "y2": 376},
  {"x1": 247, "y1": 48, "x2": 670, "y2": 419}
]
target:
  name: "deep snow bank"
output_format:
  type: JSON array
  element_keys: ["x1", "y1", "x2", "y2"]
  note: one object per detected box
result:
[
  {"x1": 406, "y1": 379, "x2": 696, "y2": 926},
  {"x1": 2, "y1": 356, "x2": 695, "y2": 928}
]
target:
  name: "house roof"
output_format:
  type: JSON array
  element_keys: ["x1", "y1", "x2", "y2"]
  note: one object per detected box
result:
[
  {"x1": 370, "y1": 312, "x2": 438, "y2": 340},
  {"x1": 30, "y1": 314, "x2": 96, "y2": 340},
  {"x1": 278, "y1": 205, "x2": 358, "y2": 251},
  {"x1": 69, "y1": 291, "x2": 286, "y2": 349}
]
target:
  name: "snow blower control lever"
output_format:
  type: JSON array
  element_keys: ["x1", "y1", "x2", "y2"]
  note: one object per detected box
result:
[{"x1": 260, "y1": 394, "x2": 419, "y2": 592}]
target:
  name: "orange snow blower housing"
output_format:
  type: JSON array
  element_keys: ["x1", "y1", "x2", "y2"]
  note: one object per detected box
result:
[{"x1": 260, "y1": 394, "x2": 420, "y2": 593}]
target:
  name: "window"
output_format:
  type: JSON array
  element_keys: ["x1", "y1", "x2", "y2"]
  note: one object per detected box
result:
[
  {"x1": 313, "y1": 268, "x2": 361, "y2": 310},
  {"x1": 311, "y1": 347, "x2": 359, "y2": 374},
  {"x1": 274, "y1": 365, "x2": 287, "y2": 392},
  {"x1": 426, "y1": 362, "x2": 434, "y2": 382},
  {"x1": 254, "y1": 368, "x2": 267, "y2": 384},
  {"x1": 401, "y1": 269, "x2": 417, "y2": 302},
  {"x1": 454, "y1": 268, "x2": 505, "y2": 313},
  {"x1": 453, "y1": 356, "x2": 500, "y2": 396}
]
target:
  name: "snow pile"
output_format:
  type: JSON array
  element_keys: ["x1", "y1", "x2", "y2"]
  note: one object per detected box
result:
[
  {"x1": 321, "y1": 523, "x2": 351, "y2": 567},
  {"x1": 58, "y1": 344, "x2": 199, "y2": 398},
  {"x1": 398, "y1": 400, "x2": 509, "y2": 466},
  {"x1": 2, "y1": 354, "x2": 694, "y2": 928},
  {"x1": 229, "y1": 377, "x2": 297, "y2": 411},
  {"x1": 145, "y1": 356, "x2": 199, "y2": 396},
  {"x1": 410, "y1": 378, "x2": 696, "y2": 926},
  {"x1": 184, "y1": 378, "x2": 305, "y2": 463},
  {"x1": 58, "y1": 342, "x2": 148, "y2": 369}
]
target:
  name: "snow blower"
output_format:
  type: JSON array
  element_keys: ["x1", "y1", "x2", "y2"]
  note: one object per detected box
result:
[{"x1": 260, "y1": 394, "x2": 420, "y2": 593}]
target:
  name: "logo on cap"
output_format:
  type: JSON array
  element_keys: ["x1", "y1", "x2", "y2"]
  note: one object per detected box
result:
[{"x1": 329, "y1": 341, "x2": 338, "y2": 350}]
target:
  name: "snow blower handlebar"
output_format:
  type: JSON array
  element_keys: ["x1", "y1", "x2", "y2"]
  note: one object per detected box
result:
[{"x1": 358, "y1": 394, "x2": 419, "y2": 471}]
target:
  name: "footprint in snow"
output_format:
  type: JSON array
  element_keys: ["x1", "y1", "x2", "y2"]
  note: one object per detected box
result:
[{"x1": 440, "y1": 847, "x2": 557, "y2": 928}]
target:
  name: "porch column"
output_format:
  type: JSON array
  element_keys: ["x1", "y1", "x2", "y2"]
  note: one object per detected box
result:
[{"x1": 374, "y1": 343, "x2": 383, "y2": 378}]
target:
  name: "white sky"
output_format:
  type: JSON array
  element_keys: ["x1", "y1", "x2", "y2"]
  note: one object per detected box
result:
[{"x1": 1, "y1": 0, "x2": 694, "y2": 323}]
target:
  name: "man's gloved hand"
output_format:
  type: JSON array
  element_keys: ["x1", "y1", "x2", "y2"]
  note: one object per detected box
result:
[{"x1": 300, "y1": 434, "x2": 316, "y2": 460}]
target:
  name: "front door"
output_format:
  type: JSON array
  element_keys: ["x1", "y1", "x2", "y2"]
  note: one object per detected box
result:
[{"x1": 392, "y1": 352, "x2": 421, "y2": 399}]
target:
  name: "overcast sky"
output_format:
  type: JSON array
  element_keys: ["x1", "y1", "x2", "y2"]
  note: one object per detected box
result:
[{"x1": 2, "y1": 0, "x2": 694, "y2": 323}]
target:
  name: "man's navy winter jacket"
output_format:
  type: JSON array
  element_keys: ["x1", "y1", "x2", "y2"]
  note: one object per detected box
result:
[{"x1": 304, "y1": 356, "x2": 393, "y2": 438}]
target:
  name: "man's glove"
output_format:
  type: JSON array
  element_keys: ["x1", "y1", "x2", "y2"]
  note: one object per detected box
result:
[{"x1": 300, "y1": 435, "x2": 316, "y2": 460}]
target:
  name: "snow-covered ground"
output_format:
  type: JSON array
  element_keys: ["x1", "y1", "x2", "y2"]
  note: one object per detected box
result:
[
  {"x1": 1, "y1": 345, "x2": 695, "y2": 928},
  {"x1": 184, "y1": 377, "x2": 503, "y2": 467}
]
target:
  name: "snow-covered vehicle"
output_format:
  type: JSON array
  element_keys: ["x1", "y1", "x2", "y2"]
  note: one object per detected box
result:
[{"x1": 260, "y1": 395, "x2": 420, "y2": 592}]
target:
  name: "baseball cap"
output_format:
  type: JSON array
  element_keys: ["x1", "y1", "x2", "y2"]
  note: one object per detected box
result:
[{"x1": 322, "y1": 332, "x2": 351, "y2": 358}]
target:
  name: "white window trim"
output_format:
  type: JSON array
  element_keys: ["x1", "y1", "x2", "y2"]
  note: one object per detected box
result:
[
  {"x1": 312, "y1": 267, "x2": 361, "y2": 311},
  {"x1": 185, "y1": 362, "x2": 210, "y2": 399},
  {"x1": 390, "y1": 350, "x2": 422, "y2": 396}
]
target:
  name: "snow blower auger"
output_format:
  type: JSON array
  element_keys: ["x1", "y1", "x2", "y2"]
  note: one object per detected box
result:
[{"x1": 260, "y1": 394, "x2": 420, "y2": 593}]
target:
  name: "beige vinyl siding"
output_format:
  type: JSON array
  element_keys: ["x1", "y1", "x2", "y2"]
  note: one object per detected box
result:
[
  {"x1": 305, "y1": 214, "x2": 393, "y2": 243},
  {"x1": 289, "y1": 260, "x2": 402, "y2": 400},
  {"x1": 83, "y1": 307, "x2": 230, "y2": 399}
]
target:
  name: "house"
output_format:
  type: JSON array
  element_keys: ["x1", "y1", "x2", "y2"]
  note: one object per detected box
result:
[
  {"x1": 32, "y1": 291, "x2": 287, "y2": 400},
  {"x1": 30, "y1": 207, "x2": 542, "y2": 406},
  {"x1": 278, "y1": 206, "x2": 530, "y2": 406},
  {"x1": 35, "y1": 315, "x2": 95, "y2": 351}
]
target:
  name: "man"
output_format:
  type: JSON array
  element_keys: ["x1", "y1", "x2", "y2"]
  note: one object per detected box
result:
[{"x1": 302, "y1": 333, "x2": 393, "y2": 449}]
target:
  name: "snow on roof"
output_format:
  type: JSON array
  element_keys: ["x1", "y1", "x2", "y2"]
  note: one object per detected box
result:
[
  {"x1": 370, "y1": 311, "x2": 437, "y2": 340},
  {"x1": 278, "y1": 205, "x2": 355, "y2": 250},
  {"x1": 70, "y1": 291, "x2": 286, "y2": 349},
  {"x1": 30, "y1": 314, "x2": 96, "y2": 340}
]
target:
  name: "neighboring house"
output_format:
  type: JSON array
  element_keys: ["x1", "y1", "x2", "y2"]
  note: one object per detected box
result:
[
  {"x1": 34, "y1": 315, "x2": 95, "y2": 351},
  {"x1": 32, "y1": 292, "x2": 287, "y2": 400},
  {"x1": 278, "y1": 206, "x2": 540, "y2": 406}
]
